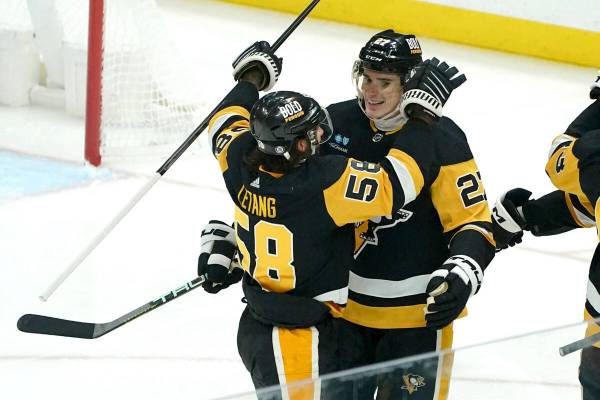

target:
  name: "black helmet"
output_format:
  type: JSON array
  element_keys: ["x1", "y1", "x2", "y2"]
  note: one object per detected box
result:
[
  {"x1": 250, "y1": 91, "x2": 333, "y2": 159},
  {"x1": 358, "y1": 30, "x2": 423, "y2": 75}
]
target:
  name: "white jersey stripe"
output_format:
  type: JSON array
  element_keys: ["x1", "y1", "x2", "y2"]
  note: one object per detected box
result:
[
  {"x1": 547, "y1": 133, "x2": 575, "y2": 158},
  {"x1": 574, "y1": 206, "x2": 596, "y2": 227},
  {"x1": 208, "y1": 112, "x2": 241, "y2": 147},
  {"x1": 272, "y1": 327, "x2": 290, "y2": 400},
  {"x1": 313, "y1": 286, "x2": 348, "y2": 304},
  {"x1": 587, "y1": 279, "x2": 600, "y2": 314},
  {"x1": 311, "y1": 327, "x2": 320, "y2": 400},
  {"x1": 385, "y1": 155, "x2": 417, "y2": 204},
  {"x1": 349, "y1": 272, "x2": 429, "y2": 298}
]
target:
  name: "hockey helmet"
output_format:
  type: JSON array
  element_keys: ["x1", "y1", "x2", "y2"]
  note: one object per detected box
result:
[
  {"x1": 352, "y1": 30, "x2": 423, "y2": 128},
  {"x1": 250, "y1": 91, "x2": 333, "y2": 158},
  {"x1": 356, "y1": 30, "x2": 423, "y2": 75}
]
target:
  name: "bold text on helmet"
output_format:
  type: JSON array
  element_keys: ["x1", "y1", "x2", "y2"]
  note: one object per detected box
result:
[{"x1": 279, "y1": 101, "x2": 305, "y2": 122}]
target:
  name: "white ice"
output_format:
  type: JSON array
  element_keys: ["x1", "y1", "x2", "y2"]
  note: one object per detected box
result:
[{"x1": 0, "y1": 0, "x2": 597, "y2": 399}]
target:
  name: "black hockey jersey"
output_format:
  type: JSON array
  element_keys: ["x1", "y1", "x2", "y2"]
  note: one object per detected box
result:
[
  {"x1": 323, "y1": 99, "x2": 495, "y2": 329},
  {"x1": 207, "y1": 83, "x2": 432, "y2": 312},
  {"x1": 546, "y1": 100, "x2": 600, "y2": 223},
  {"x1": 533, "y1": 99, "x2": 600, "y2": 344}
]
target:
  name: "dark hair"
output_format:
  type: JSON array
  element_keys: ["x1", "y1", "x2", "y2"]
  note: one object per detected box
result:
[{"x1": 243, "y1": 137, "x2": 311, "y2": 174}]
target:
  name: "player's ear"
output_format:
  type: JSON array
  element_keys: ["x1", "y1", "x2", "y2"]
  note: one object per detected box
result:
[{"x1": 296, "y1": 138, "x2": 309, "y2": 152}]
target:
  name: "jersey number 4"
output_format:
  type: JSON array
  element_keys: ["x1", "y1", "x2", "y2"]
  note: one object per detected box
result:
[{"x1": 555, "y1": 152, "x2": 566, "y2": 174}]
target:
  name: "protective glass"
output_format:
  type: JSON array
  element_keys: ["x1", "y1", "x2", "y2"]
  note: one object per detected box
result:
[
  {"x1": 305, "y1": 107, "x2": 333, "y2": 146},
  {"x1": 352, "y1": 60, "x2": 402, "y2": 96}
]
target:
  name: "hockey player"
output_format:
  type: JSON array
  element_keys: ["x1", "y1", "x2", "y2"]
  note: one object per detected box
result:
[
  {"x1": 492, "y1": 72, "x2": 600, "y2": 400},
  {"x1": 321, "y1": 30, "x2": 496, "y2": 399},
  {"x1": 198, "y1": 40, "x2": 468, "y2": 399}
]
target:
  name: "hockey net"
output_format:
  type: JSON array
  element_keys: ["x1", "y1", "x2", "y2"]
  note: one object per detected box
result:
[{"x1": 0, "y1": 0, "x2": 205, "y2": 166}]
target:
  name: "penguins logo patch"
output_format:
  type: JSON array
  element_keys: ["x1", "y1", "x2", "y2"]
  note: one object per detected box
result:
[{"x1": 402, "y1": 373, "x2": 425, "y2": 394}]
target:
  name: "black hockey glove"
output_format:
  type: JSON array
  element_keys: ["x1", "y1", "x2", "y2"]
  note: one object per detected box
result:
[
  {"x1": 198, "y1": 220, "x2": 243, "y2": 294},
  {"x1": 425, "y1": 255, "x2": 483, "y2": 330},
  {"x1": 232, "y1": 41, "x2": 282, "y2": 91},
  {"x1": 401, "y1": 57, "x2": 466, "y2": 120},
  {"x1": 590, "y1": 71, "x2": 600, "y2": 100},
  {"x1": 491, "y1": 188, "x2": 532, "y2": 251}
]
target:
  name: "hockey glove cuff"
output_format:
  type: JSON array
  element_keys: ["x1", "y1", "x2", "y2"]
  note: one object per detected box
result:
[
  {"x1": 492, "y1": 188, "x2": 532, "y2": 251},
  {"x1": 198, "y1": 220, "x2": 242, "y2": 294},
  {"x1": 590, "y1": 71, "x2": 600, "y2": 100},
  {"x1": 401, "y1": 57, "x2": 466, "y2": 119},
  {"x1": 232, "y1": 41, "x2": 282, "y2": 91},
  {"x1": 425, "y1": 255, "x2": 483, "y2": 330}
]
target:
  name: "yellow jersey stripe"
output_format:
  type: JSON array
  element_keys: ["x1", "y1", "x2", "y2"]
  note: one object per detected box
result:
[
  {"x1": 596, "y1": 201, "x2": 600, "y2": 241},
  {"x1": 213, "y1": 119, "x2": 249, "y2": 173},
  {"x1": 273, "y1": 326, "x2": 319, "y2": 399},
  {"x1": 565, "y1": 193, "x2": 596, "y2": 228},
  {"x1": 452, "y1": 224, "x2": 496, "y2": 247},
  {"x1": 208, "y1": 105, "x2": 250, "y2": 140},
  {"x1": 431, "y1": 160, "x2": 491, "y2": 232},
  {"x1": 546, "y1": 141, "x2": 585, "y2": 198},
  {"x1": 584, "y1": 309, "x2": 600, "y2": 349},
  {"x1": 342, "y1": 299, "x2": 468, "y2": 329},
  {"x1": 323, "y1": 160, "x2": 394, "y2": 226},
  {"x1": 386, "y1": 148, "x2": 424, "y2": 204},
  {"x1": 436, "y1": 325, "x2": 454, "y2": 400}
]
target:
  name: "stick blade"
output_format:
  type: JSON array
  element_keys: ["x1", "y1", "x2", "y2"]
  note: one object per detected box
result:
[{"x1": 17, "y1": 314, "x2": 96, "y2": 339}]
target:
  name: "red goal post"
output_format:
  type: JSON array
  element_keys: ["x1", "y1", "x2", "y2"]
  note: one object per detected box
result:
[
  {"x1": 82, "y1": 0, "x2": 206, "y2": 166},
  {"x1": 0, "y1": 0, "x2": 205, "y2": 166},
  {"x1": 85, "y1": 0, "x2": 103, "y2": 166}
]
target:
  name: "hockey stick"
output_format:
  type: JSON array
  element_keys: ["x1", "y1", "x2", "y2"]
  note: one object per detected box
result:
[
  {"x1": 20, "y1": 275, "x2": 206, "y2": 339},
  {"x1": 39, "y1": 0, "x2": 322, "y2": 302},
  {"x1": 559, "y1": 331, "x2": 600, "y2": 356}
]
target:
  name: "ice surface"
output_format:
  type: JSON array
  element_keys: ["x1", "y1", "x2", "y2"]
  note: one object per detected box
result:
[{"x1": 0, "y1": 0, "x2": 596, "y2": 398}]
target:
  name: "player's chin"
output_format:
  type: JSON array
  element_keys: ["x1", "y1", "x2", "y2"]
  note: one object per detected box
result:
[{"x1": 365, "y1": 105, "x2": 386, "y2": 119}]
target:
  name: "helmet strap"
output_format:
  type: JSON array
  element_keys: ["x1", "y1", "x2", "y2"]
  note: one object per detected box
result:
[{"x1": 305, "y1": 129, "x2": 321, "y2": 155}]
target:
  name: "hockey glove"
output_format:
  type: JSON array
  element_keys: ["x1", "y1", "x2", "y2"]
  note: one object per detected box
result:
[
  {"x1": 401, "y1": 57, "x2": 466, "y2": 120},
  {"x1": 590, "y1": 71, "x2": 600, "y2": 100},
  {"x1": 425, "y1": 255, "x2": 483, "y2": 330},
  {"x1": 232, "y1": 41, "x2": 282, "y2": 91},
  {"x1": 198, "y1": 220, "x2": 243, "y2": 294},
  {"x1": 491, "y1": 188, "x2": 532, "y2": 251}
]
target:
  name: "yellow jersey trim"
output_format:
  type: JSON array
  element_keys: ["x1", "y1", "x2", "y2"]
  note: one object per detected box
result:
[
  {"x1": 431, "y1": 160, "x2": 491, "y2": 233},
  {"x1": 584, "y1": 309, "x2": 600, "y2": 349},
  {"x1": 387, "y1": 148, "x2": 425, "y2": 195},
  {"x1": 452, "y1": 224, "x2": 496, "y2": 247},
  {"x1": 342, "y1": 299, "x2": 468, "y2": 329}
]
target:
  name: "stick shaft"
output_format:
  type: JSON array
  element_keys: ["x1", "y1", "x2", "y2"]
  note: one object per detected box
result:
[
  {"x1": 22, "y1": 276, "x2": 206, "y2": 339},
  {"x1": 271, "y1": 0, "x2": 320, "y2": 52},
  {"x1": 559, "y1": 332, "x2": 600, "y2": 356},
  {"x1": 39, "y1": 173, "x2": 162, "y2": 301},
  {"x1": 94, "y1": 275, "x2": 206, "y2": 337}
]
